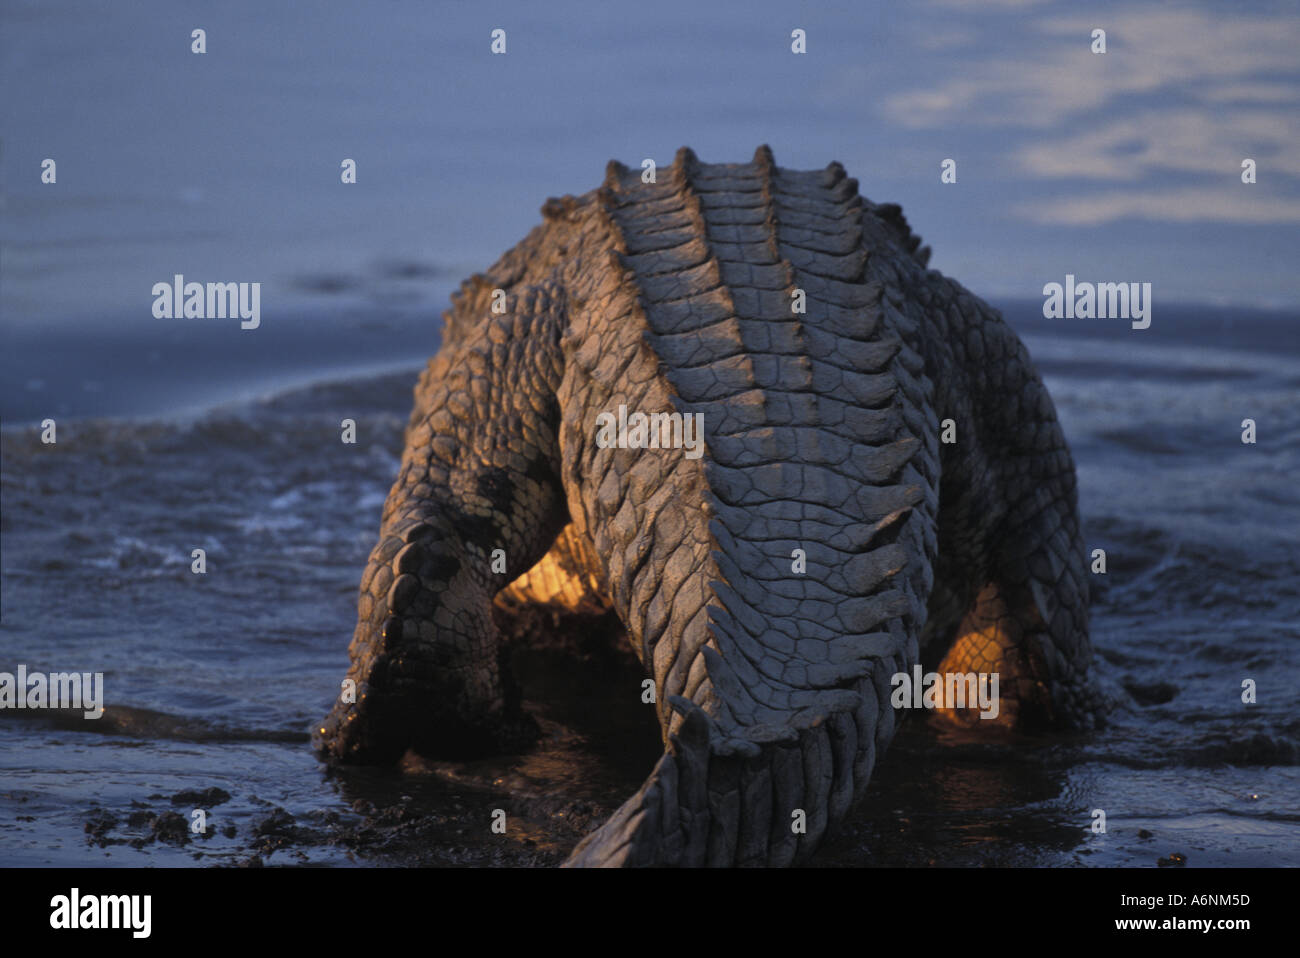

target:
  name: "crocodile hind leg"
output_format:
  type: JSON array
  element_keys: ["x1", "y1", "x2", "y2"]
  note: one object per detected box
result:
[
  {"x1": 905, "y1": 267, "x2": 1095, "y2": 733},
  {"x1": 933, "y1": 485, "x2": 1093, "y2": 730},
  {"x1": 314, "y1": 283, "x2": 569, "y2": 764}
]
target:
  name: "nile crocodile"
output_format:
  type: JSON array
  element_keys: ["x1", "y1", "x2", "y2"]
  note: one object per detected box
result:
[{"x1": 314, "y1": 146, "x2": 1095, "y2": 866}]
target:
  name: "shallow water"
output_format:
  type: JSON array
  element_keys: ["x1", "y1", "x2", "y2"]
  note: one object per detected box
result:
[{"x1": 2, "y1": 302, "x2": 1297, "y2": 867}]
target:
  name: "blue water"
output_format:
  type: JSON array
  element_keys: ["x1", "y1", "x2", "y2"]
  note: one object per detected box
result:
[{"x1": 2, "y1": 0, "x2": 1297, "y2": 867}]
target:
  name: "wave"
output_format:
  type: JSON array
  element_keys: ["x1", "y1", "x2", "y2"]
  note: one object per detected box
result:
[{"x1": 0, "y1": 703, "x2": 309, "y2": 744}]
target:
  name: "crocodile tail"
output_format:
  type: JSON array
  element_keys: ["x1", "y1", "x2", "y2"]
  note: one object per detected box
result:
[
  {"x1": 564, "y1": 685, "x2": 898, "y2": 867},
  {"x1": 563, "y1": 147, "x2": 942, "y2": 866},
  {"x1": 562, "y1": 699, "x2": 710, "y2": 867}
]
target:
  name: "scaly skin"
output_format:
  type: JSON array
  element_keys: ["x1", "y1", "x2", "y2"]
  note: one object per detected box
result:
[{"x1": 313, "y1": 146, "x2": 1095, "y2": 866}]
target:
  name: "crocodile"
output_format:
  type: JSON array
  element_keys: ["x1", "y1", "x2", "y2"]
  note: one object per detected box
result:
[{"x1": 313, "y1": 146, "x2": 1095, "y2": 867}]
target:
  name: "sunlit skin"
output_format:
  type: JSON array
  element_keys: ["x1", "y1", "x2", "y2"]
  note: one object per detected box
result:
[{"x1": 314, "y1": 147, "x2": 1096, "y2": 867}]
